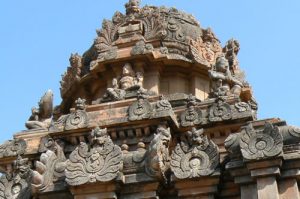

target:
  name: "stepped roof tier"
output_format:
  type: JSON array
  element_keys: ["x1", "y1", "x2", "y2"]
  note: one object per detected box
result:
[{"x1": 0, "y1": 1, "x2": 299, "y2": 199}]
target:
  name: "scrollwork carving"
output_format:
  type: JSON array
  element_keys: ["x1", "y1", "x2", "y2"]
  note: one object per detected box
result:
[
  {"x1": 170, "y1": 128, "x2": 219, "y2": 179},
  {"x1": 180, "y1": 95, "x2": 202, "y2": 127},
  {"x1": 145, "y1": 126, "x2": 171, "y2": 181},
  {"x1": 65, "y1": 98, "x2": 88, "y2": 130},
  {"x1": 239, "y1": 123, "x2": 283, "y2": 161},
  {"x1": 65, "y1": 127, "x2": 122, "y2": 186}
]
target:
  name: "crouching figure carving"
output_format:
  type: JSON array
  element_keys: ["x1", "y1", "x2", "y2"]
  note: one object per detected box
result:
[
  {"x1": 171, "y1": 128, "x2": 219, "y2": 179},
  {"x1": 65, "y1": 127, "x2": 122, "y2": 186}
]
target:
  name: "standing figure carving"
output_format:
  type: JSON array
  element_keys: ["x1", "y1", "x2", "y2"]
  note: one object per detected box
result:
[
  {"x1": 25, "y1": 90, "x2": 53, "y2": 130},
  {"x1": 171, "y1": 128, "x2": 219, "y2": 179},
  {"x1": 65, "y1": 127, "x2": 122, "y2": 186}
]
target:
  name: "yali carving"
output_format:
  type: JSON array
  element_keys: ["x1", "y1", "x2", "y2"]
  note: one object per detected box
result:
[
  {"x1": 180, "y1": 95, "x2": 203, "y2": 127},
  {"x1": 145, "y1": 126, "x2": 172, "y2": 181},
  {"x1": 240, "y1": 123, "x2": 283, "y2": 161},
  {"x1": 65, "y1": 98, "x2": 88, "y2": 130},
  {"x1": 170, "y1": 128, "x2": 219, "y2": 179},
  {"x1": 65, "y1": 127, "x2": 122, "y2": 186},
  {"x1": 25, "y1": 90, "x2": 53, "y2": 130}
]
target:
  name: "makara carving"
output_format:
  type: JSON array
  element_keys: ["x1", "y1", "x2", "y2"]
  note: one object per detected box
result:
[
  {"x1": 65, "y1": 127, "x2": 122, "y2": 186},
  {"x1": 171, "y1": 128, "x2": 219, "y2": 179},
  {"x1": 145, "y1": 126, "x2": 171, "y2": 181},
  {"x1": 0, "y1": 139, "x2": 27, "y2": 158},
  {"x1": 128, "y1": 91, "x2": 152, "y2": 121},
  {"x1": 208, "y1": 97, "x2": 232, "y2": 122},
  {"x1": 180, "y1": 95, "x2": 203, "y2": 127},
  {"x1": 65, "y1": 98, "x2": 88, "y2": 130},
  {"x1": 32, "y1": 137, "x2": 66, "y2": 192},
  {"x1": 240, "y1": 123, "x2": 283, "y2": 161},
  {"x1": 60, "y1": 53, "x2": 82, "y2": 98},
  {"x1": 25, "y1": 90, "x2": 53, "y2": 130},
  {"x1": 0, "y1": 156, "x2": 32, "y2": 199}
]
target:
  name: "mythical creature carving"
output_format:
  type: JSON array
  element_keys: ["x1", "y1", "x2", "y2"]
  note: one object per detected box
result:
[
  {"x1": 170, "y1": 128, "x2": 219, "y2": 179},
  {"x1": 32, "y1": 137, "x2": 66, "y2": 192},
  {"x1": 60, "y1": 53, "x2": 82, "y2": 97},
  {"x1": 180, "y1": 95, "x2": 202, "y2": 127},
  {"x1": 25, "y1": 90, "x2": 53, "y2": 130},
  {"x1": 240, "y1": 123, "x2": 283, "y2": 161},
  {"x1": 0, "y1": 156, "x2": 32, "y2": 199},
  {"x1": 0, "y1": 139, "x2": 27, "y2": 158},
  {"x1": 190, "y1": 28, "x2": 222, "y2": 65},
  {"x1": 131, "y1": 40, "x2": 154, "y2": 55},
  {"x1": 145, "y1": 126, "x2": 171, "y2": 181},
  {"x1": 155, "y1": 95, "x2": 172, "y2": 112},
  {"x1": 128, "y1": 91, "x2": 152, "y2": 121},
  {"x1": 208, "y1": 56, "x2": 244, "y2": 97},
  {"x1": 65, "y1": 127, "x2": 122, "y2": 186},
  {"x1": 102, "y1": 63, "x2": 146, "y2": 102},
  {"x1": 65, "y1": 98, "x2": 88, "y2": 130},
  {"x1": 208, "y1": 97, "x2": 232, "y2": 122}
]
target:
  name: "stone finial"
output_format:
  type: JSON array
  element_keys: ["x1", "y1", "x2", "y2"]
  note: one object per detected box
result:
[{"x1": 65, "y1": 127, "x2": 122, "y2": 186}]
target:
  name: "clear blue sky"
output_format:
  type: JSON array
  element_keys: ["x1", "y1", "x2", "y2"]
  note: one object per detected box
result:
[{"x1": 0, "y1": 0, "x2": 299, "y2": 142}]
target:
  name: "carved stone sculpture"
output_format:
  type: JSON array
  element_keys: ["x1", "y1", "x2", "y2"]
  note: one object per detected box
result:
[
  {"x1": 102, "y1": 63, "x2": 146, "y2": 102},
  {"x1": 0, "y1": 139, "x2": 27, "y2": 158},
  {"x1": 65, "y1": 127, "x2": 122, "y2": 186},
  {"x1": 60, "y1": 53, "x2": 82, "y2": 98},
  {"x1": 25, "y1": 90, "x2": 53, "y2": 130},
  {"x1": 0, "y1": 156, "x2": 32, "y2": 199},
  {"x1": 180, "y1": 95, "x2": 203, "y2": 127},
  {"x1": 131, "y1": 40, "x2": 154, "y2": 55},
  {"x1": 170, "y1": 128, "x2": 219, "y2": 179},
  {"x1": 145, "y1": 126, "x2": 172, "y2": 181},
  {"x1": 32, "y1": 137, "x2": 66, "y2": 192},
  {"x1": 128, "y1": 91, "x2": 152, "y2": 121},
  {"x1": 208, "y1": 97, "x2": 232, "y2": 122},
  {"x1": 208, "y1": 56, "x2": 243, "y2": 97},
  {"x1": 223, "y1": 39, "x2": 240, "y2": 70},
  {"x1": 65, "y1": 98, "x2": 88, "y2": 130},
  {"x1": 155, "y1": 95, "x2": 172, "y2": 112},
  {"x1": 240, "y1": 123, "x2": 283, "y2": 161}
]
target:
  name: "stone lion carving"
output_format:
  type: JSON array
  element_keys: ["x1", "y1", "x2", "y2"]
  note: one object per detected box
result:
[
  {"x1": 145, "y1": 126, "x2": 172, "y2": 181},
  {"x1": 170, "y1": 128, "x2": 219, "y2": 179},
  {"x1": 240, "y1": 122, "x2": 283, "y2": 161},
  {"x1": 65, "y1": 127, "x2": 122, "y2": 186}
]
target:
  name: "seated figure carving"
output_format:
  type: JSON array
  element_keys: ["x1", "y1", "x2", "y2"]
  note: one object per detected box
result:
[
  {"x1": 102, "y1": 63, "x2": 147, "y2": 102},
  {"x1": 209, "y1": 56, "x2": 243, "y2": 97}
]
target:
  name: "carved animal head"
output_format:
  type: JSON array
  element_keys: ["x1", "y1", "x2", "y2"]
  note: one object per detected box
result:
[
  {"x1": 13, "y1": 156, "x2": 31, "y2": 179},
  {"x1": 75, "y1": 98, "x2": 86, "y2": 110},
  {"x1": 156, "y1": 126, "x2": 171, "y2": 148},
  {"x1": 91, "y1": 127, "x2": 108, "y2": 146}
]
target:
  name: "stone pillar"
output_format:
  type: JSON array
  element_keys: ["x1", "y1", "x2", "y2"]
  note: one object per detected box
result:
[
  {"x1": 247, "y1": 159, "x2": 282, "y2": 199},
  {"x1": 70, "y1": 182, "x2": 117, "y2": 199}
]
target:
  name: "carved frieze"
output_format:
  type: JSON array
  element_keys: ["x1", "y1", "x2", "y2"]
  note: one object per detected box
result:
[
  {"x1": 208, "y1": 97, "x2": 232, "y2": 122},
  {"x1": 97, "y1": 46, "x2": 118, "y2": 62},
  {"x1": 0, "y1": 139, "x2": 27, "y2": 158},
  {"x1": 180, "y1": 95, "x2": 203, "y2": 127},
  {"x1": 240, "y1": 123, "x2": 283, "y2": 161},
  {"x1": 25, "y1": 90, "x2": 53, "y2": 130},
  {"x1": 128, "y1": 92, "x2": 152, "y2": 121},
  {"x1": 0, "y1": 156, "x2": 32, "y2": 199},
  {"x1": 60, "y1": 53, "x2": 82, "y2": 98},
  {"x1": 32, "y1": 137, "x2": 66, "y2": 192},
  {"x1": 145, "y1": 126, "x2": 171, "y2": 181},
  {"x1": 65, "y1": 127, "x2": 122, "y2": 186},
  {"x1": 65, "y1": 98, "x2": 88, "y2": 130},
  {"x1": 170, "y1": 128, "x2": 219, "y2": 179}
]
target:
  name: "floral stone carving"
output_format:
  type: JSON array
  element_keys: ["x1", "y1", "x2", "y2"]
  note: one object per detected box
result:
[
  {"x1": 180, "y1": 95, "x2": 203, "y2": 127},
  {"x1": 170, "y1": 128, "x2": 219, "y2": 179},
  {"x1": 0, "y1": 139, "x2": 27, "y2": 158},
  {"x1": 128, "y1": 91, "x2": 152, "y2": 121},
  {"x1": 65, "y1": 127, "x2": 122, "y2": 186},
  {"x1": 145, "y1": 126, "x2": 172, "y2": 181},
  {"x1": 32, "y1": 137, "x2": 66, "y2": 192},
  {"x1": 0, "y1": 156, "x2": 33, "y2": 199},
  {"x1": 208, "y1": 97, "x2": 232, "y2": 122},
  {"x1": 239, "y1": 123, "x2": 283, "y2": 161},
  {"x1": 65, "y1": 98, "x2": 88, "y2": 130}
]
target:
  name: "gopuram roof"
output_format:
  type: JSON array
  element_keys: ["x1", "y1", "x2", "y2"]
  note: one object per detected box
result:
[{"x1": 1, "y1": 1, "x2": 300, "y2": 199}]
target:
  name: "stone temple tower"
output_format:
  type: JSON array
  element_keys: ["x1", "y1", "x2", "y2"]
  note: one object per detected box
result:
[{"x1": 1, "y1": 1, "x2": 299, "y2": 198}]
